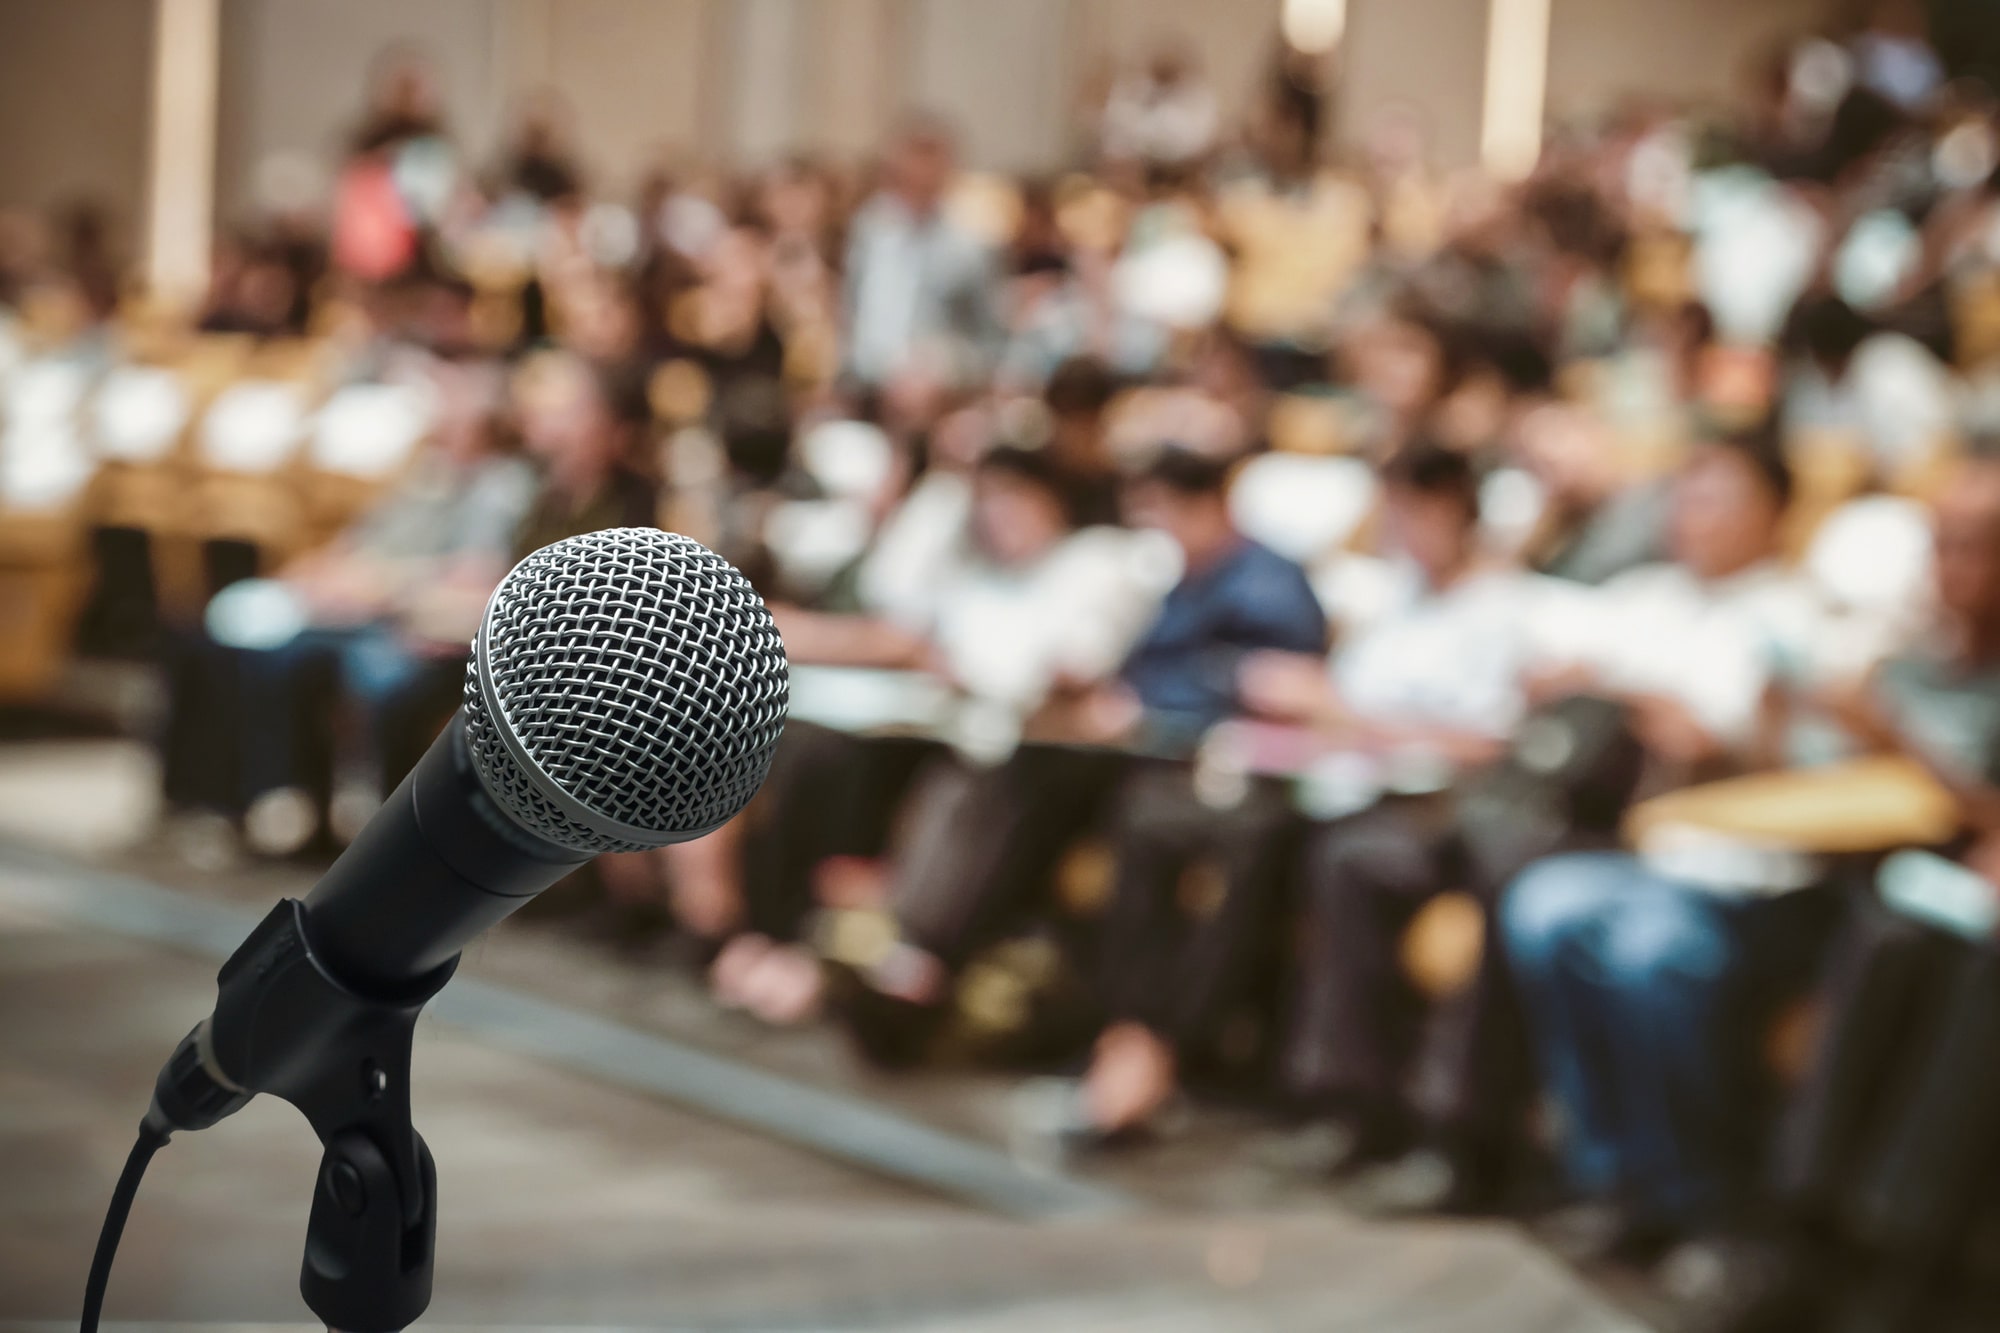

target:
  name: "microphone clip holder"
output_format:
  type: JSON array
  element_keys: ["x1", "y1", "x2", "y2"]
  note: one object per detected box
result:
[{"x1": 157, "y1": 898, "x2": 458, "y2": 1333}]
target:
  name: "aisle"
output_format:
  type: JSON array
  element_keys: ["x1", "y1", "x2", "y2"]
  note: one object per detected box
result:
[{"x1": 0, "y1": 851, "x2": 1645, "y2": 1331}]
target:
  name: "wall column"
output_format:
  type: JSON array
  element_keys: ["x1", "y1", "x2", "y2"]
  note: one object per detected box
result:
[
  {"x1": 1479, "y1": 0, "x2": 1551, "y2": 179},
  {"x1": 145, "y1": 0, "x2": 220, "y2": 309}
]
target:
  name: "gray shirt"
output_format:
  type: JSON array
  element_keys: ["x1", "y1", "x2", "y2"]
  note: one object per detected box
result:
[{"x1": 843, "y1": 195, "x2": 1003, "y2": 388}]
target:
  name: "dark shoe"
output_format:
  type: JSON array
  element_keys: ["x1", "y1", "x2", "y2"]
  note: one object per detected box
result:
[
  {"x1": 1253, "y1": 1117, "x2": 1407, "y2": 1179},
  {"x1": 1336, "y1": 1145, "x2": 1508, "y2": 1218},
  {"x1": 1005, "y1": 1076, "x2": 1181, "y2": 1171},
  {"x1": 823, "y1": 960, "x2": 948, "y2": 1069},
  {"x1": 1657, "y1": 1235, "x2": 1819, "y2": 1333},
  {"x1": 1536, "y1": 1200, "x2": 1683, "y2": 1268}
]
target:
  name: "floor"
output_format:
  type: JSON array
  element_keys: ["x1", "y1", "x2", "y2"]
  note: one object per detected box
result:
[{"x1": 0, "y1": 736, "x2": 1649, "y2": 1332}]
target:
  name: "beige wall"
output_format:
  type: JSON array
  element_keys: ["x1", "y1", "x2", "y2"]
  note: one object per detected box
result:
[
  {"x1": 538, "y1": 0, "x2": 717, "y2": 192},
  {"x1": 1340, "y1": 0, "x2": 1492, "y2": 169},
  {"x1": 216, "y1": 0, "x2": 504, "y2": 218},
  {"x1": 0, "y1": 0, "x2": 153, "y2": 227},
  {"x1": 1076, "y1": 0, "x2": 1287, "y2": 136},
  {"x1": 801, "y1": 0, "x2": 911, "y2": 158},
  {"x1": 905, "y1": 0, "x2": 1077, "y2": 170},
  {"x1": 1545, "y1": 0, "x2": 1828, "y2": 123},
  {"x1": 0, "y1": 0, "x2": 1851, "y2": 233}
]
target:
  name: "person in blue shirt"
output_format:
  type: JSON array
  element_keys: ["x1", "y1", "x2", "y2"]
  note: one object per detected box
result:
[
  {"x1": 830, "y1": 446, "x2": 1327, "y2": 1066},
  {"x1": 1116, "y1": 447, "x2": 1331, "y2": 743}
]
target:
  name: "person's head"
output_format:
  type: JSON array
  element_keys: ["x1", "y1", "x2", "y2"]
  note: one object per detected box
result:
[
  {"x1": 367, "y1": 49, "x2": 439, "y2": 124},
  {"x1": 1930, "y1": 451, "x2": 2000, "y2": 634},
  {"x1": 433, "y1": 373, "x2": 518, "y2": 466},
  {"x1": 1787, "y1": 293, "x2": 1872, "y2": 382},
  {"x1": 519, "y1": 355, "x2": 647, "y2": 489},
  {"x1": 970, "y1": 445, "x2": 1074, "y2": 567},
  {"x1": 1043, "y1": 355, "x2": 1117, "y2": 465},
  {"x1": 1379, "y1": 439, "x2": 1482, "y2": 584},
  {"x1": 1669, "y1": 421, "x2": 1793, "y2": 579},
  {"x1": 886, "y1": 112, "x2": 957, "y2": 215},
  {"x1": 1123, "y1": 446, "x2": 1235, "y2": 564},
  {"x1": 1346, "y1": 301, "x2": 1451, "y2": 422},
  {"x1": 234, "y1": 250, "x2": 301, "y2": 334},
  {"x1": 511, "y1": 88, "x2": 572, "y2": 155},
  {"x1": 1149, "y1": 40, "x2": 1196, "y2": 90},
  {"x1": 1512, "y1": 401, "x2": 1619, "y2": 508},
  {"x1": 1868, "y1": 0, "x2": 1928, "y2": 40}
]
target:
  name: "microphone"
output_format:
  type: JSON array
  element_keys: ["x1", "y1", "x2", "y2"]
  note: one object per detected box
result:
[
  {"x1": 115, "y1": 528, "x2": 789, "y2": 1332},
  {"x1": 283, "y1": 524, "x2": 790, "y2": 997}
]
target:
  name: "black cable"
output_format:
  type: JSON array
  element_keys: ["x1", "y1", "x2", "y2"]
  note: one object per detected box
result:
[{"x1": 80, "y1": 1109, "x2": 173, "y2": 1333}]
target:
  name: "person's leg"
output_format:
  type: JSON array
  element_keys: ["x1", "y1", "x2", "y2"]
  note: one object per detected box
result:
[
  {"x1": 1772, "y1": 892, "x2": 1945, "y2": 1218},
  {"x1": 1498, "y1": 851, "x2": 1643, "y2": 1202},
  {"x1": 1849, "y1": 941, "x2": 2000, "y2": 1257},
  {"x1": 328, "y1": 627, "x2": 443, "y2": 833},
  {"x1": 158, "y1": 628, "x2": 237, "y2": 814},
  {"x1": 1282, "y1": 797, "x2": 1457, "y2": 1143},
  {"x1": 891, "y1": 747, "x2": 1126, "y2": 971},
  {"x1": 1081, "y1": 765, "x2": 1218, "y2": 1133},
  {"x1": 1160, "y1": 779, "x2": 1300, "y2": 1049},
  {"x1": 739, "y1": 723, "x2": 879, "y2": 942},
  {"x1": 1583, "y1": 880, "x2": 1746, "y2": 1231},
  {"x1": 233, "y1": 632, "x2": 320, "y2": 806}
]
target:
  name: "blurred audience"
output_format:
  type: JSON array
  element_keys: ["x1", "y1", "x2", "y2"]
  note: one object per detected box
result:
[{"x1": 18, "y1": 8, "x2": 2000, "y2": 1324}]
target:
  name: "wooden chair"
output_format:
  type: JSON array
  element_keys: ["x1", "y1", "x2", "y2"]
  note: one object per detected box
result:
[
  {"x1": 0, "y1": 509, "x2": 88, "y2": 701},
  {"x1": 1267, "y1": 393, "x2": 1357, "y2": 456},
  {"x1": 1228, "y1": 453, "x2": 1378, "y2": 565},
  {"x1": 301, "y1": 381, "x2": 434, "y2": 543}
]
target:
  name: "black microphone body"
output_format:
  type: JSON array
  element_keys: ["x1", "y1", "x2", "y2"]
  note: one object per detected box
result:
[
  {"x1": 301, "y1": 712, "x2": 585, "y2": 996},
  {"x1": 126, "y1": 528, "x2": 790, "y2": 1332},
  {"x1": 144, "y1": 717, "x2": 594, "y2": 1331}
]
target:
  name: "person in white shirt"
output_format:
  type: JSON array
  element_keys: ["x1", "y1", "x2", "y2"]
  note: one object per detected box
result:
[
  {"x1": 1499, "y1": 427, "x2": 1834, "y2": 1260},
  {"x1": 695, "y1": 444, "x2": 1161, "y2": 1025},
  {"x1": 1240, "y1": 441, "x2": 1572, "y2": 1208},
  {"x1": 842, "y1": 115, "x2": 1004, "y2": 400},
  {"x1": 1098, "y1": 44, "x2": 1221, "y2": 169}
]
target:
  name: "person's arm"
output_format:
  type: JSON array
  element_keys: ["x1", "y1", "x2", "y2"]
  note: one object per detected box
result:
[{"x1": 769, "y1": 605, "x2": 928, "y2": 670}]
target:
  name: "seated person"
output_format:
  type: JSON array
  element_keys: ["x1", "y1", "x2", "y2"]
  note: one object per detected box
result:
[
  {"x1": 689, "y1": 443, "x2": 1165, "y2": 1024},
  {"x1": 160, "y1": 382, "x2": 535, "y2": 858},
  {"x1": 1238, "y1": 441, "x2": 1564, "y2": 1208},
  {"x1": 1511, "y1": 400, "x2": 1670, "y2": 586},
  {"x1": 836, "y1": 445, "x2": 1328, "y2": 1062},
  {"x1": 1498, "y1": 427, "x2": 1839, "y2": 1262},
  {"x1": 1685, "y1": 455, "x2": 2000, "y2": 1333}
]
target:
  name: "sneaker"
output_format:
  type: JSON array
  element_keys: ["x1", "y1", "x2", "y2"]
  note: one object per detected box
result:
[
  {"x1": 1657, "y1": 1235, "x2": 1815, "y2": 1333},
  {"x1": 1337, "y1": 1147, "x2": 1462, "y2": 1216},
  {"x1": 1252, "y1": 1117, "x2": 1407, "y2": 1179},
  {"x1": 328, "y1": 778, "x2": 383, "y2": 846},
  {"x1": 243, "y1": 786, "x2": 317, "y2": 858},
  {"x1": 166, "y1": 809, "x2": 243, "y2": 873},
  {"x1": 1535, "y1": 1199, "x2": 1682, "y2": 1268}
]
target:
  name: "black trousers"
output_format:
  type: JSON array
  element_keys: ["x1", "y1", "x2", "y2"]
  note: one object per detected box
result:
[
  {"x1": 1775, "y1": 890, "x2": 2000, "y2": 1290},
  {"x1": 1095, "y1": 766, "x2": 1300, "y2": 1049},
  {"x1": 1282, "y1": 793, "x2": 1579, "y2": 1146},
  {"x1": 889, "y1": 745, "x2": 1129, "y2": 968},
  {"x1": 741, "y1": 722, "x2": 939, "y2": 941}
]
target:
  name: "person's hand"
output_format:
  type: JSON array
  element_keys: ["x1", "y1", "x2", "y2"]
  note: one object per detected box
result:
[
  {"x1": 289, "y1": 555, "x2": 391, "y2": 625},
  {"x1": 1966, "y1": 832, "x2": 2000, "y2": 892},
  {"x1": 1522, "y1": 662, "x2": 1600, "y2": 706},
  {"x1": 1803, "y1": 676, "x2": 1898, "y2": 751},
  {"x1": 1237, "y1": 651, "x2": 1338, "y2": 725},
  {"x1": 1629, "y1": 693, "x2": 1726, "y2": 767},
  {"x1": 1074, "y1": 684, "x2": 1144, "y2": 743}
]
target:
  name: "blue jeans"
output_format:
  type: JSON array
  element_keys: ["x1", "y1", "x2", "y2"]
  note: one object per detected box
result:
[
  {"x1": 236, "y1": 625, "x2": 435, "y2": 803},
  {"x1": 1500, "y1": 851, "x2": 1760, "y2": 1226}
]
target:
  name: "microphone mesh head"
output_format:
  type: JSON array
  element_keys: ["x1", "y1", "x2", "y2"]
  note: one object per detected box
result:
[{"x1": 463, "y1": 528, "x2": 789, "y2": 853}]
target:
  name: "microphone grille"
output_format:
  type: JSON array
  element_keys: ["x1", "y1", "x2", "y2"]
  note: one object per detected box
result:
[{"x1": 463, "y1": 528, "x2": 789, "y2": 853}]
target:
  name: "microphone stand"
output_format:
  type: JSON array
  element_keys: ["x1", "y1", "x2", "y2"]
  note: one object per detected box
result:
[{"x1": 155, "y1": 899, "x2": 452, "y2": 1332}]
